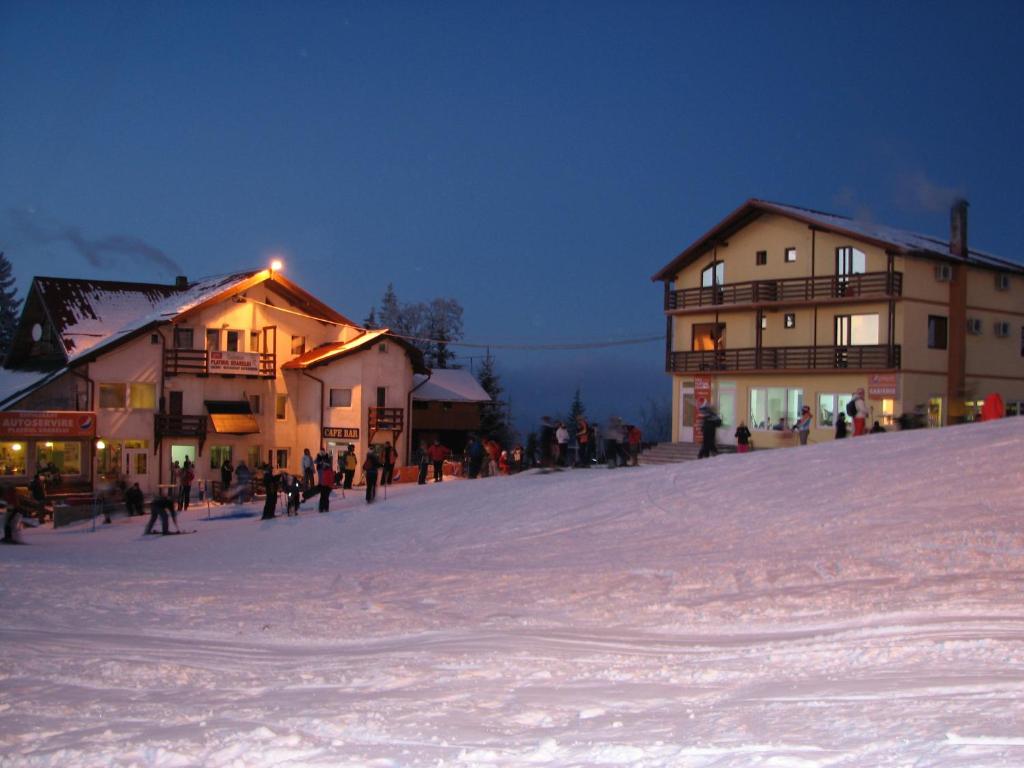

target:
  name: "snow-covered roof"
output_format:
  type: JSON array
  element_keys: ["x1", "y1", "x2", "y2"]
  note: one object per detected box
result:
[
  {"x1": 412, "y1": 369, "x2": 491, "y2": 403},
  {"x1": 0, "y1": 367, "x2": 67, "y2": 410},
  {"x1": 281, "y1": 329, "x2": 429, "y2": 375},
  {"x1": 652, "y1": 198, "x2": 1024, "y2": 280}
]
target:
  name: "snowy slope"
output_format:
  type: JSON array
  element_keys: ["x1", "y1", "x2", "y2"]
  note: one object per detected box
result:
[{"x1": 1, "y1": 420, "x2": 1023, "y2": 767}]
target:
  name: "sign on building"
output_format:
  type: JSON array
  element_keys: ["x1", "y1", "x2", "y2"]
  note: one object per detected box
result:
[
  {"x1": 0, "y1": 411, "x2": 97, "y2": 438},
  {"x1": 867, "y1": 373, "x2": 899, "y2": 399},
  {"x1": 208, "y1": 350, "x2": 261, "y2": 375},
  {"x1": 322, "y1": 427, "x2": 360, "y2": 440}
]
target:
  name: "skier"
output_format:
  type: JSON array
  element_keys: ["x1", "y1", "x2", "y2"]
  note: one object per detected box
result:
[
  {"x1": 851, "y1": 388, "x2": 869, "y2": 436},
  {"x1": 362, "y1": 448, "x2": 381, "y2": 503},
  {"x1": 144, "y1": 490, "x2": 173, "y2": 535},
  {"x1": 261, "y1": 464, "x2": 279, "y2": 520},
  {"x1": 697, "y1": 400, "x2": 721, "y2": 459},
  {"x1": 427, "y1": 439, "x2": 449, "y2": 483}
]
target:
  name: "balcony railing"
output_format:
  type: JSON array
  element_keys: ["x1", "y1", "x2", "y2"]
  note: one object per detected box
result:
[
  {"x1": 666, "y1": 271, "x2": 902, "y2": 311},
  {"x1": 668, "y1": 344, "x2": 901, "y2": 373},
  {"x1": 164, "y1": 349, "x2": 276, "y2": 377},
  {"x1": 368, "y1": 407, "x2": 404, "y2": 432},
  {"x1": 154, "y1": 414, "x2": 207, "y2": 439}
]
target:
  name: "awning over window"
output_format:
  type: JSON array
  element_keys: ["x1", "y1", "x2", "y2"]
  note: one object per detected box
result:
[{"x1": 204, "y1": 400, "x2": 260, "y2": 434}]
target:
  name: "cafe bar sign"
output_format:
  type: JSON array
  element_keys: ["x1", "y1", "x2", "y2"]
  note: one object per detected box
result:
[
  {"x1": 209, "y1": 350, "x2": 260, "y2": 375},
  {"x1": 0, "y1": 411, "x2": 97, "y2": 438},
  {"x1": 322, "y1": 427, "x2": 359, "y2": 440}
]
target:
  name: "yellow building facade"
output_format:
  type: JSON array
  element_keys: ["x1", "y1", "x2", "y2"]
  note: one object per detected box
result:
[{"x1": 652, "y1": 200, "x2": 1024, "y2": 448}]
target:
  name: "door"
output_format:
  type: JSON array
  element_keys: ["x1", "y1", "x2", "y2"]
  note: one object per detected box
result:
[
  {"x1": 376, "y1": 387, "x2": 387, "y2": 407},
  {"x1": 717, "y1": 383, "x2": 737, "y2": 445},
  {"x1": 836, "y1": 246, "x2": 866, "y2": 295},
  {"x1": 835, "y1": 315, "x2": 851, "y2": 368},
  {"x1": 679, "y1": 382, "x2": 695, "y2": 443},
  {"x1": 168, "y1": 391, "x2": 183, "y2": 416},
  {"x1": 124, "y1": 449, "x2": 148, "y2": 486}
]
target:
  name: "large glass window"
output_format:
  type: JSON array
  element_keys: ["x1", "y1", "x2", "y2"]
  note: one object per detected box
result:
[
  {"x1": 0, "y1": 441, "x2": 27, "y2": 476},
  {"x1": 99, "y1": 383, "x2": 125, "y2": 408},
  {"x1": 836, "y1": 246, "x2": 866, "y2": 276},
  {"x1": 275, "y1": 394, "x2": 287, "y2": 420},
  {"x1": 850, "y1": 314, "x2": 879, "y2": 345},
  {"x1": 818, "y1": 393, "x2": 854, "y2": 427},
  {"x1": 129, "y1": 383, "x2": 156, "y2": 409},
  {"x1": 36, "y1": 441, "x2": 83, "y2": 476},
  {"x1": 97, "y1": 439, "x2": 147, "y2": 477},
  {"x1": 750, "y1": 387, "x2": 803, "y2": 431},
  {"x1": 210, "y1": 445, "x2": 232, "y2": 470},
  {"x1": 928, "y1": 316, "x2": 948, "y2": 349},
  {"x1": 700, "y1": 261, "x2": 724, "y2": 287}
]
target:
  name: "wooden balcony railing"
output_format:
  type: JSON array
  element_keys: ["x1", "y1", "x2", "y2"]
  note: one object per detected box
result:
[
  {"x1": 164, "y1": 349, "x2": 276, "y2": 377},
  {"x1": 666, "y1": 272, "x2": 902, "y2": 311},
  {"x1": 154, "y1": 414, "x2": 207, "y2": 439},
  {"x1": 368, "y1": 407, "x2": 404, "y2": 432},
  {"x1": 668, "y1": 344, "x2": 901, "y2": 373}
]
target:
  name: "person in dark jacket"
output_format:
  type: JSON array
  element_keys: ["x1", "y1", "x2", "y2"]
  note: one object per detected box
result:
[
  {"x1": 379, "y1": 442, "x2": 395, "y2": 486},
  {"x1": 697, "y1": 401, "x2": 721, "y2": 459},
  {"x1": 466, "y1": 436, "x2": 484, "y2": 479},
  {"x1": 427, "y1": 439, "x2": 449, "y2": 482},
  {"x1": 124, "y1": 483, "x2": 145, "y2": 516},
  {"x1": 734, "y1": 421, "x2": 752, "y2": 453},
  {"x1": 835, "y1": 412, "x2": 849, "y2": 439},
  {"x1": 318, "y1": 465, "x2": 334, "y2": 512},
  {"x1": 416, "y1": 441, "x2": 430, "y2": 485},
  {"x1": 362, "y1": 449, "x2": 381, "y2": 503},
  {"x1": 220, "y1": 458, "x2": 233, "y2": 501},
  {"x1": 144, "y1": 491, "x2": 173, "y2": 535},
  {"x1": 261, "y1": 464, "x2": 279, "y2": 520}
]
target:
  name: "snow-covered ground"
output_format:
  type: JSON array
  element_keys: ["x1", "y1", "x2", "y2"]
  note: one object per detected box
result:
[{"x1": 2, "y1": 420, "x2": 1023, "y2": 767}]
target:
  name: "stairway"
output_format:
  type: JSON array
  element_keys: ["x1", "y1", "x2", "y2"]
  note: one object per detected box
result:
[{"x1": 639, "y1": 441, "x2": 736, "y2": 465}]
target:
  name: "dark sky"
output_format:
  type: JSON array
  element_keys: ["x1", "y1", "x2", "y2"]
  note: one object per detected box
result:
[{"x1": 2, "y1": 1, "x2": 1022, "y2": 436}]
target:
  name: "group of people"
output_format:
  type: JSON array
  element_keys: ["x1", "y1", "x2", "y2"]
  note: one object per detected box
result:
[{"x1": 538, "y1": 416, "x2": 643, "y2": 468}]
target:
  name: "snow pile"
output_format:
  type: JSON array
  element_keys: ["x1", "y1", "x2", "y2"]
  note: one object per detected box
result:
[{"x1": 1, "y1": 420, "x2": 1023, "y2": 766}]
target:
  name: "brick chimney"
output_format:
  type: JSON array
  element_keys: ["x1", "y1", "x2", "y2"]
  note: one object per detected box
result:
[{"x1": 950, "y1": 199, "x2": 968, "y2": 258}]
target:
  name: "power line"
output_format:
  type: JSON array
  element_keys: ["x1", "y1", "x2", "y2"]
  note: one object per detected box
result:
[{"x1": 244, "y1": 296, "x2": 661, "y2": 352}]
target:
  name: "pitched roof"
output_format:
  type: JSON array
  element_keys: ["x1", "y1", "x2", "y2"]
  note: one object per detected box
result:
[
  {"x1": 412, "y1": 369, "x2": 491, "y2": 403},
  {"x1": 651, "y1": 198, "x2": 1024, "y2": 281},
  {"x1": 281, "y1": 329, "x2": 430, "y2": 375}
]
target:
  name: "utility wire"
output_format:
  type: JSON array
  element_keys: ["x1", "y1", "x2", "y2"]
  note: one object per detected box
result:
[{"x1": 243, "y1": 296, "x2": 661, "y2": 352}]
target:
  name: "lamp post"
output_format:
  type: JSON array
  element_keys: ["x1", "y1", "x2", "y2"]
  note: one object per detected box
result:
[{"x1": 91, "y1": 439, "x2": 105, "y2": 532}]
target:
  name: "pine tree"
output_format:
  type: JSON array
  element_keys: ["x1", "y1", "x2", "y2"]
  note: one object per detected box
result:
[
  {"x1": 567, "y1": 388, "x2": 586, "y2": 426},
  {"x1": 424, "y1": 298, "x2": 463, "y2": 369},
  {"x1": 0, "y1": 252, "x2": 22, "y2": 362},
  {"x1": 378, "y1": 283, "x2": 402, "y2": 331},
  {"x1": 476, "y1": 349, "x2": 511, "y2": 446},
  {"x1": 363, "y1": 307, "x2": 378, "y2": 329}
]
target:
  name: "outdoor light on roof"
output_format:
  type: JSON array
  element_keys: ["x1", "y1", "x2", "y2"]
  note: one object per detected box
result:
[{"x1": 270, "y1": 259, "x2": 283, "y2": 273}]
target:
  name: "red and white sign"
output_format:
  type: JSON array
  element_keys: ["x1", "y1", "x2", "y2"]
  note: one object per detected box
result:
[
  {"x1": 208, "y1": 350, "x2": 260, "y2": 375},
  {"x1": 0, "y1": 411, "x2": 97, "y2": 438},
  {"x1": 867, "y1": 373, "x2": 899, "y2": 399},
  {"x1": 693, "y1": 375, "x2": 713, "y2": 443}
]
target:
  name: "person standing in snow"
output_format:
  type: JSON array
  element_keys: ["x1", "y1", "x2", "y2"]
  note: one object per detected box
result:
[
  {"x1": 261, "y1": 464, "x2": 279, "y2": 520},
  {"x1": 342, "y1": 444, "x2": 358, "y2": 489},
  {"x1": 697, "y1": 401, "x2": 721, "y2": 459},
  {"x1": 379, "y1": 442, "x2": 396, "y2": 486},
  {"x1": 792, "y1": 405, "x2": 813, "y2": 446},
  {"x1": 317, "y1": 463, "x2": 334, "y2": 513},
  {"x1": 362, "y1": 448, "x2": 381, "y2": 503},
  {"x1": 626, "y1": 424, "x2": 642, "y2": 466},
  {"x1": 554, "y1": 422, "x2": 569, "y2": 467},
  {"x1": 851, "y1": 388, "x2": 869, "y2": 436},
  {"x1": 835, "y1": 412, "x2": 849, "y2": 439},
  {"x1": 177, "y1": 459, "x2": 194, "y2": 511},
  {"x1": 466, "y1": 435, "x2": 484, "y2": 479},
  {"x1": 220, "y1": 457, "x2": 233, "y2": 501},
  {"x1": 734, "y1": 421, "x2": 752, "y2": 453},
  {"x1": 427, "y1": 439, "x2": 449, "y2": 483},
  {"x1": 234, "y1": 461, "x2": 252, "y2": 503},
  {"x1": 1, "y1": 499, "x2": 23, "y2": 544},
  {"x1": 604, "y1": 417, "x2": 624, "y2": 467},
  {"x1": 124, "y1": 483, "x2": 145, "y2": 516},
  {"x1": 575, "y1": 416, "x2": 590, "y2": 467},
  {"x1": 539, "y1": 417, "x2": 554, "y2": 467},
  {"x1": 282, "y1": 473, "x2": 301, "y2": 516},
  {"x1": 301, "y1": 448, "x2": 314, "y2": 490}
]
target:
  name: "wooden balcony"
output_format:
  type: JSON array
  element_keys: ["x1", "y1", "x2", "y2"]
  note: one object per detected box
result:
[
  {"x1": 154, "y1": 414, "x2": 207, "y2": 439},
  {"x1": 666, "y1": 271, "x2": 902, "y2": 312},
  {"x1": 164, "y1": 349, "x2": 276, "y2": 377},
  {"x1": 668, "y1": 344, "x2": 901, "y2": 373},
  {"x1": 368, "y1": 407, "x2": 404, "y2": 432}
]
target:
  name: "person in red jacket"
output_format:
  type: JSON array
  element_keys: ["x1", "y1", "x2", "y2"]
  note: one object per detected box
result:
[
  {"x1": 427, "y1": 439, "x2": 450, "y2": 483},
  {"x1": 626, "y1": 424, "x2": 642, "y2": 466}
]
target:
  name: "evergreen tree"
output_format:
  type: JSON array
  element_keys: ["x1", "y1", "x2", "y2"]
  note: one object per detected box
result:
[
  {"x1": 363, "y1": 307, "x2": 378, "y2": 329},
  {"x1": 0, "y1": 252, "x2": 22, "y2": 362},
  {"x1": 378, "y1": 283, "x2": 402, "y2": 331},
  {"x1": 424, "y1": 298, "x2": 463, "y2": 369},
  {"x1": 368, "y1": 284, "x2": 465, "y2": 368},
  {"x1": 476, "y1": 350, "x2": 511, "y2": 446},
  {"x1": 567, "y1": 388, "x2": 586, "y2": 426}
]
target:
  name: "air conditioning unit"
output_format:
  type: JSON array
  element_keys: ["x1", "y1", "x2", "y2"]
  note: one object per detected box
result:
[
  {"x1": 966, "y1": 317, "x2": 983, "y2": 335},
  {"x1": 934, "y1": 264, "x2": 953, "y2": 282},
  {"x1": 996, "y1": 273, "x2": 1011, "y2": 291},
  {"x1": 994, "y1": 321, "x2": 1011, "y2": 338}
]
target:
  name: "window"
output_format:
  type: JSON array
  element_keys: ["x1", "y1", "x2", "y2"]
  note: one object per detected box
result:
[
  {"x1": 129, "y1": 383, "x2": 156, "y2": 409},
  {"x1": 0, "y1": 442, "x2": 27, "y2": 476},
  {"x1": 377, "y1": 342, "x2": 389, "y2": 353},
  {"x1": 248, "y1": 394, "x2": 261, "y2": 414},
  {"x1": 275, "y1": 394, "x2": 287, "y2": 420},
  {"x1": 250, "y1": 331, "x2": 261, "y2": 352},
  {"x1": 692, "y1": 323, "x2": 725, "y2": 351},
  {"x1": 994, "y1": 321, "x2": 1011, "y2": 338},
  {"x1": 247, "y1": 445, "x2": 262, "y2": 469},
  {"x1": 206, "y1": 329, "x2": 221, "y2": 351},
  {"x1": 291, "y1": 335, "x2": 306, "y2": 355},
  {"x1": 966, "y1": 317, "x2": 983, "y2": 335},
  {"x1": 749, "y1": 387, "x2": 803, "y2": 430},
  {"x1": 996, "y1": 273, "x2": 1010, "y2": 291},
  {"x1": 836, "y1": 246, "x2": 866, "y2": 276},
  {"x1": 210, "y1": 445, "x2": 232, "y2": 470},
  {"x1": 99, "y1": 383, "x2": 125, "y2": 409},
  {"x1": 96, "y1": 439, "x2": 147, "y2": 476},
  {"x1": 784, "y1": 313, "x2": 796, "y2": 329},
  {"x1": 701, "y1": 261, "x2": 725, "y2": 287},
  {"x1": 928, "y1": 315, "x2": 948, "y2": 350},
  {"x1": 785, "y1": 247, "x2": 797, "y2": 263},
  {"x1": 756, "y1": 250, "x2": 767, "y2": 266},
  {"x1": 37, "y1": 441, "x2": 83, "y2": 475},
  {"x1": 173, "y1": 327, "x2": 194, "y2": 349},
  {"x1": 330, "y1": 388, "x2": 353, "y2": 407},
  {"x1": 849, "y1": 314, "x2": 879, "y2": 345},
  {"x1": 818, "y1": 393, "x2": 854, "y2": 428},
  {"x1": 225, "y1": 330, "x2": 241, "y2": 352},
  {"x1": 275, "y1": 448, "x2": 290, "y2": 470}
]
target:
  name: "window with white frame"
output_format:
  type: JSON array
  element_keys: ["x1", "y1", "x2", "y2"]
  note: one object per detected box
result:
[
  {"x1": 785, "y1": 247, "x2": 797, "y2": 263},
  {"x1": 749, "y1": 387, "x2": 803, "y2": 430},
  {"x1": 329, "y1": 388, "x2": 352, "y2": 408},
  {"x1": 98, "y1": 382, "x2": 156, "y2": 409},
  {"x1": 817, "y1": 393, "x2": 854, "y2": 428}
]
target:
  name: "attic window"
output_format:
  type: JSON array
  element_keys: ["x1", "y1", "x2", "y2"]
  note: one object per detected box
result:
[
  {"x1": 31, "y1": 323, "x2": 43, "y2": 341},
  {"x1": 378, "y1": 343, "x2": 389, "y2": 353}
]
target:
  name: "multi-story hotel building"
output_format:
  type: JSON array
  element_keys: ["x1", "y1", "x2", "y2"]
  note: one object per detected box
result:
[
  {"x1": 0, "y1": 267, "x2": 428, "y2": 495},
  {"x1": 652, "y1": 199, "x2": 1024, "y2": 448}
]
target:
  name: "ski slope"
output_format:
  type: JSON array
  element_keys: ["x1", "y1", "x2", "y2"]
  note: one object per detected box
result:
[{"x1": 1, "y1": 419, "x2": 1023, "y2": 767}]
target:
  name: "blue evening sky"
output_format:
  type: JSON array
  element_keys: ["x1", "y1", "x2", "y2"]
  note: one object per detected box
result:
[{"x1": 2, "y1": 1, "x2": 1022, "y2": 435}]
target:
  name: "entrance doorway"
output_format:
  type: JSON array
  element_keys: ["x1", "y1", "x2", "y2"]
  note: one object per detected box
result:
[
  {"x1": 124, "y1": 449, "x2": 148, "y2": 484},
  {"x1": 679, "y1": 381, "x2": 695, "y2": 443},
  {"x1": 717, "y1": 382, "x2": 737, "y2": 445}
]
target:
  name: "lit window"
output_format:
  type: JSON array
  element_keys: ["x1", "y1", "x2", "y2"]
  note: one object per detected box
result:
[
  {"x1": 129, "y1": 383, "x2": 156, "y2": 409},
  {"x1": 750, "y1": 387, "x2": 803, "y2": 430},
  {"x1": 785, "y1": 247, "x2": 797, "y2": 263},
  {"x1": 817, "y1": 393, "x2": 854, "y2": 427},
  {"x1": 761, "y1": 316, "x2": 767, "y2": 330},
  {"x1": 36, "y1": 441, "x2": 83, "y2": 475},
  {"x1": 210, "y1": 445, "x2": 232, "y2": 471},
  {"x1": 247, "y1": 445, "x2": 262, "y2": 469},
  {"x1": 0, "y1": 442, "x2": 27, "y2": 476},
  {"x1": 275, "y1": 448, "x2": 290, "y2": 470},
  {"x1": 784, "y1": 313, "x2": 796, "y2": 329},
  {"x1": 275, "y1": 394, "x2": 287, "y2": 420}
]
